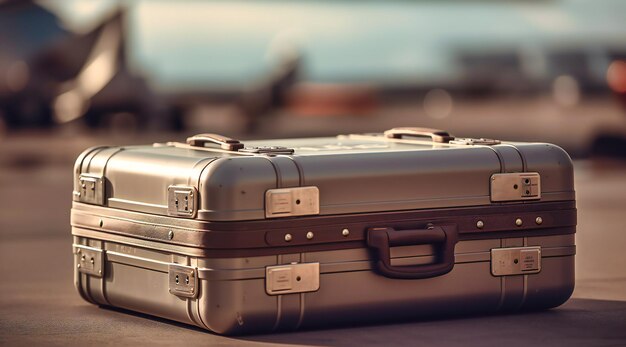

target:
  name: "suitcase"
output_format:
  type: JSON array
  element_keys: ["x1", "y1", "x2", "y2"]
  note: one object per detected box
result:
[{"x1": 71, "y1": 127, "x2": 576, "y2": 335}]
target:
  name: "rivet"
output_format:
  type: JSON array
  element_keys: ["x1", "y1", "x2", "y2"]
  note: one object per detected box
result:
[
  {"x1": 90, "y1": 258, "x2": 94, "y2": 265},
  {"x1": 476, "y1": 220, "x2": 484, "y2": 229},
  {"x1": 168, "y1": 230, "x2": 174, "y2": 240},
  {"x1": 535, "y1": 217, "x2": 543, "y2": 225},
  {"x1": 342, "y1": 228, "x2": 350, "y2": 237},
  {"x1": 77, "y1": 264, "x2": 81, "y2": 269},
  {"x1": 515, "y1": 218, "x2": 523, "y2": 227},
  {"x1": 98, "y1": 270, "x2": 102, "y2": 275},
  {"x1": 81, "y1": 255, "x2": 86, "y2": 261},
  {"x1": 306, "y1": 231, "x2": 314, "y2": 240},
  {"x1": 81, "y1": 184, "x2": 86, "y2": 189},
  {"x1": 284, "y1": 234, "x2": 292, "y2": 242}
]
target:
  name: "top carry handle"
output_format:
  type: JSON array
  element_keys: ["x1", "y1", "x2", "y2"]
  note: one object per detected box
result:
[
  {"x1": 383, "y1": 127, "x2": 455, "y2": 143},
  {"x1": 186, "y1": 133, "x2": 245, "y2": 151},
  {"x1": 181, "y1": 133, "x2": 294, "y2": 155}
]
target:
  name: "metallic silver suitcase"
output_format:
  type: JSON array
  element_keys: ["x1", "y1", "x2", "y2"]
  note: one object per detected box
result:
[{"x1": 71, "y1": 128, "x2": 576, "y2": 335}]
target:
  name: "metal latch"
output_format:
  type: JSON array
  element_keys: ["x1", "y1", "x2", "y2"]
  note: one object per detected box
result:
[
  {"x1": 75, "y1": 245, "x2": 104, "y2": 277},
  {"x1": 239, "y1": 146, "x2": 295, "y2": 155},
  {"x1": 265, "y1": 186, "x2": 319, "y2": 218},
  {"x1": 168, "y1": 264, "x2": 198, "y2": 298},
  {"x1": 449, "y1": 138, "x2": 501, "y2": 146},
  {"x1": 491, "y1": 246, "x2": 541, "y2": 276},
  {"x1": 490, "y1": 172, "x2": 541, "y2": 202},
  {"x1": 266, "y1": 262, "x2": 320, "y2": 295},
  {"x1": 76, "y1": 174, "x2": 105, "y2": 205},
  {"x1": 167, "y1": 186, "x2": 198, "y2": 218}
]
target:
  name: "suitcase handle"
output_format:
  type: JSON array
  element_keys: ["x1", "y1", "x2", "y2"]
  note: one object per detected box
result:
[
  {"x1": 186, "y1": 133, "x2": 244, "y2": 151},
  {"x1": 383, "y1": 127, "x2": 454, "y2": 143},
  {"x1": 367, "y1": 225, "x2": 458, "y2": 279}
]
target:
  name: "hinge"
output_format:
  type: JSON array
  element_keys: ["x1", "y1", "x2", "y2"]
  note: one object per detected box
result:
[
  {"x1": 491, "y1": 246, "x2": 542, "y2": 276},
  {"x1": 168, "y1": 264, "x2": 198, "y2": 298},
  {"x1": 266, "y1": 262, "x2": 320, "y2": 295},
  {"x1": 490, "y1": 172, "x2": 541, "y2": 202},
  {"x1": 76, "y1": 174, "x2": 105, "y2": 205},
  {"x1": 265, "y1": 186, "x2": 320, "y2": 218},
  {"x1": 167, "y1": 186, "x2": 198, "y2": 218},
  {"x1": 75, "y1": 245, "x2": 104, "y2": 277}
]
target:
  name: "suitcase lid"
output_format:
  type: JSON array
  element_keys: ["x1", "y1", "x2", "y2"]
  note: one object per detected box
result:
[{"x1": 73, "y1": 128, "x2": 575, "y2": 222}]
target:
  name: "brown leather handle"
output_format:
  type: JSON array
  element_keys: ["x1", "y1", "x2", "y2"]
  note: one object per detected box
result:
[
  {"x1": 383, "y1": 127, "x2": 454, "y2": 143},
  {"x1": 186, "y1": 133, "x2": 244, "y2": 151},
  {"x1": 367, "y1": 225, "x2": 458, "y2": 279}
]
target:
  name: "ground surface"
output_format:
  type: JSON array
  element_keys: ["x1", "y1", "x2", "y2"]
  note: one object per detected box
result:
[{"x1": 0, "y1": 130, "x2": 625, "y2": 346}]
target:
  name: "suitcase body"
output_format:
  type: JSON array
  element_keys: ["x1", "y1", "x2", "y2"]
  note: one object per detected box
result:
[{"x1": 71, "y1": 129, "x2": 576, "y2": 335}]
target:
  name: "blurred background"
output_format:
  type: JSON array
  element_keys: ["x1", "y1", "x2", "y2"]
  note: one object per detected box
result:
[
  {"x1": 1, "y1": 0, "x2": 626, "y2": 153},
  {"x1": 1, "y1": 1, "x2": 626, "y2": 344}
]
